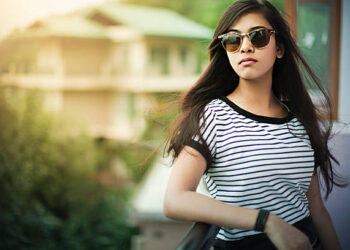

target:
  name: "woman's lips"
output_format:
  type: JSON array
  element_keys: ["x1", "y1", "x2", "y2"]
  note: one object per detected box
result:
[
  {"x1": 240, "y1": 60, "x2": 257, "y2": 66},
  {"x1": 239, "y1": 58, "x2": 257, "y2": 66}
]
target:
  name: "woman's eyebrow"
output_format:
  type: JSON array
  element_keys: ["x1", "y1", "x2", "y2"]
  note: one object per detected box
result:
[{"x1": 227, "y1": 26, "x2": 267, "y2": 33}]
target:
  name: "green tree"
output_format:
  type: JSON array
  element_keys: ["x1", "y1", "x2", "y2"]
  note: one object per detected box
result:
[
  {"x1": 0, "y1": 89, "x2": 136, "y2": 249},
  {"x1": 120, "y1": 0, "x2": 285, "y2": 29}
]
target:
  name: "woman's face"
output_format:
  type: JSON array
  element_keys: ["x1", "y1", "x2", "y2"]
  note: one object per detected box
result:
[{"x1": 225, "y1": 12, "x2": 283, "y2": 81}]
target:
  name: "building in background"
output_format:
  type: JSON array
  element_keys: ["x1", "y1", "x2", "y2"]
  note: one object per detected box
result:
[
  {"x1": 0, "y1": 3, "x2": 213, "y2": 250},
  {"x1": 0, "y1": 2, "x2": 212, "y2": 141}
]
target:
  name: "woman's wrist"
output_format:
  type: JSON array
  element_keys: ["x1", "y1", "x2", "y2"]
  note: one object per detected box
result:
[
  {"x1": 254, "y1": 209, "x2": 270, "y2": 231},
  {"x1": 264, "y1": 213, "x2": 280, "y2": 235}
]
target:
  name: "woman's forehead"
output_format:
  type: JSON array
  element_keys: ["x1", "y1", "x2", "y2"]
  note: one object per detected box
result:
[{"x1": 229, "y1": 12, "x2": 272, "y2": 32}]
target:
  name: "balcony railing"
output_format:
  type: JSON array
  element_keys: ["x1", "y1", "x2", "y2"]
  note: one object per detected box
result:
[
  {"x1": 176, "y1": 222, "x2": 219, "y2": 250},
  {"x1": 0, "y1": 73, "x2": 197, "y2": 92}
]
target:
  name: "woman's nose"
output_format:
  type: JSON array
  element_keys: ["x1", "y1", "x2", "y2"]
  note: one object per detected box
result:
[{"x1": 240, "y1": 35, "x2": 254, "y2": 53}]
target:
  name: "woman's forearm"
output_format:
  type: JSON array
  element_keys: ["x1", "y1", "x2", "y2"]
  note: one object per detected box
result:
[
  {"x1": 164, "y1": 190, "x2": 259, "y2": 230},
  {"x1": 164, "y1": 190, "x2": 313, "y2": 250}
]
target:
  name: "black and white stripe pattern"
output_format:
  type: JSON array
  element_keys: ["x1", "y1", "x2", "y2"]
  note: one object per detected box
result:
[{"x1": 187, "y1": 97, "x2": 315, "y2": 241}]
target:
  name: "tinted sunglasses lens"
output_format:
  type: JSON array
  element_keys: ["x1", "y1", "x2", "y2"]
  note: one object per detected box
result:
[
  {"x1": 222, "y1": 34, "x2": 241, "y2": 52},
  {"x1": 250, "y1": 30, "x2": 270, "y2": 48}
]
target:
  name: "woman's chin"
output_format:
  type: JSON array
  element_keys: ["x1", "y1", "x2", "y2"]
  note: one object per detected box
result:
[
  {"x1": 237, "y1": 73, "x2": 263, "y2": 81},
  {"x1": 234, "y1": 68, "x2": 273, "y2": 82}
]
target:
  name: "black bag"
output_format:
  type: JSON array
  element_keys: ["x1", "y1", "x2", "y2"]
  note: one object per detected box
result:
[{"x1": 176, "y1": 222, "x2": 220, "y2": 250}]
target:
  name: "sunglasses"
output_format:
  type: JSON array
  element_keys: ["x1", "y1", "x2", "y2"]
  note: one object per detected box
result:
[{"x1": 218, "y1": 28, "x2": 276, "y2": 52}]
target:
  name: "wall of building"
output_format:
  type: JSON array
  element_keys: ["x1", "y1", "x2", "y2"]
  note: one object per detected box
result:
[
  {"x1": 322, "y1": 133, "x2": 350, "y2": 249},
  {"x1": 61, "y1": 38, "x2": 111, "y2": 76},
  {"x1": 322, "y1": 2, "x2": 350, "y2": 249},
  {"x1": 145, "y1": 38, "x2": 198, "y2": 77},
  {"x1": 36, "y1": 38, "x2": 63, "y2": 75},
  {"x1": 62, "y1": 90, "x2": 116, "y2": 136}
]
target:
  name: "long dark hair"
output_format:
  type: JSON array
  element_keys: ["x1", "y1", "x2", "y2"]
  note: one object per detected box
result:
[{"x1": 165, "y1": 0, "x2": 345, "y2": 198}]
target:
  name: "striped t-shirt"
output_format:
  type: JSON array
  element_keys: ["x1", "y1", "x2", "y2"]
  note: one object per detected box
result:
[{"x1": 187, "y1": 97, "x2": 315, "y2": 242}]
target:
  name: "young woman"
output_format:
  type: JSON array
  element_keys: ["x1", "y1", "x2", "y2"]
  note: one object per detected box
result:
[{"x1": 163, "y1": 0, "x2": 343, "y2": 249}]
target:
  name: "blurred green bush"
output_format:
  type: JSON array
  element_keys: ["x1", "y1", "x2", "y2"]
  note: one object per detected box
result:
[{"x1": 0, "y1": 89, "x2": 137, "y2": 249}]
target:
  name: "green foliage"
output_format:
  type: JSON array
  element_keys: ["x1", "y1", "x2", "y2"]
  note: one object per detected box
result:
[
  {"x1": 121, "y1": 0, "x2": 286, "y2": 29},
  {"x1": 269, "y1": 0, "x2": 285, "y2": 12},
  {"x1": 94, "y1": 138, "x2": 157, "y2": 184},
  {"x1": 0, "y1": 88, "x2": 136, "y2": 249}
]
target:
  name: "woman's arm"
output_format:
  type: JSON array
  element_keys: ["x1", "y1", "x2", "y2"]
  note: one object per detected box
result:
[
  {"x1": 306, "y1": 170, "x2": 342, "y2": 250},
  {"x1": 164, "y1": 146, "x2": 312, "y2": 250},
  {"x1": 164, "y1": 146, "x2": 259, "y2": 229}
]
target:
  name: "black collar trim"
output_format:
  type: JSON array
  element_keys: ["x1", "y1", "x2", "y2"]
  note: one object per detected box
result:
[{"x1": 219, "y1": 96, "x2": 294, "y2": 124}]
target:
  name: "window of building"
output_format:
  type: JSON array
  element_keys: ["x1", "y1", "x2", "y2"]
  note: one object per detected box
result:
[
  {"x1": 286, "y1": 0, "x2": 341, "y2": 118},
  {"x1": 297, "y1": 1, "x2": 330, "y2": 91},
  {"x1": 111, "y1": 45, "x2": 130, "y2": 75},
  {"x1": 150, "y1": 47, "x2": 169, "y2": 75},
  {"x1": 127, "y1": 93, "x2": 136, "y2": 120},
  {"x1": 121, "y1": 46, "x2": 129, "y2": 73},
  {"x1": 179, "y1": 47, "x2": 187, "y2": 66}
]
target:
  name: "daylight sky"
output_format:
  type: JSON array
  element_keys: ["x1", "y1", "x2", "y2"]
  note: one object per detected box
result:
[{"x1": 0, "y1": 0, "x2": 110, "y2": 39}]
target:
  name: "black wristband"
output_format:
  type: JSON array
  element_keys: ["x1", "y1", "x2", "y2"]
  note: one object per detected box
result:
[{"x1": 254, "y1": 209, "x2": 270, "y2": 232}]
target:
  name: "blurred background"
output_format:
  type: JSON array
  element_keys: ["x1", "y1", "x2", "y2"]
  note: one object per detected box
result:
[{"x1": 0, "y1": 0, "x2": 349, "y2": 249}]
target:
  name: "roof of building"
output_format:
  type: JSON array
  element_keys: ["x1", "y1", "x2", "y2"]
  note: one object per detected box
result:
[
  {"x1": 93, "y1": 3, "x2": 213, "y2": 40},
  {"x1": 5, "y1": 3, "x2": 213, "y2": 41},
  {"x1": 7, "y1": 14, "x2": 109, "y2": 40}
]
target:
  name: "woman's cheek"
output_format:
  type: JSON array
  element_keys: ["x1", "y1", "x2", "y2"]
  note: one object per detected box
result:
[
  {"x1": 227, "y1": 55, "x2": 248, "y2": 77},
  {"x1": 227, "y1": 54, "x2": 239, "y2": 72}
]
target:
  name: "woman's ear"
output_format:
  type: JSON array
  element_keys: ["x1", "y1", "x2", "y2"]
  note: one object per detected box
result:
[{"x1": 277, "y1": 42, "x2": 285, "y2": 59}]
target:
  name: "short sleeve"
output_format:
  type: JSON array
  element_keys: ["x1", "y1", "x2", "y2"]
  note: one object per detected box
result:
[{"x1": 185, "y1": 104, "x2": 217, "y2": 165}]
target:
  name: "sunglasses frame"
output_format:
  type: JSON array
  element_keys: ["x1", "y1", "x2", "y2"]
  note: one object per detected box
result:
[{"x1": 218, "y1": 28, "x2": 276, "y2": 52}]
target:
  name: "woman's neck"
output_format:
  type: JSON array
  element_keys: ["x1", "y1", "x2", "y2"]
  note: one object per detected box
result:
[{"x1": 227, "y1": 76, "x2": 286, "y2": 117}]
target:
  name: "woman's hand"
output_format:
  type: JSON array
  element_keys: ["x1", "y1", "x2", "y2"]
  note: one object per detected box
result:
[{"x1": 265, "y1": 214, "x2": 313, "y2": 250}]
